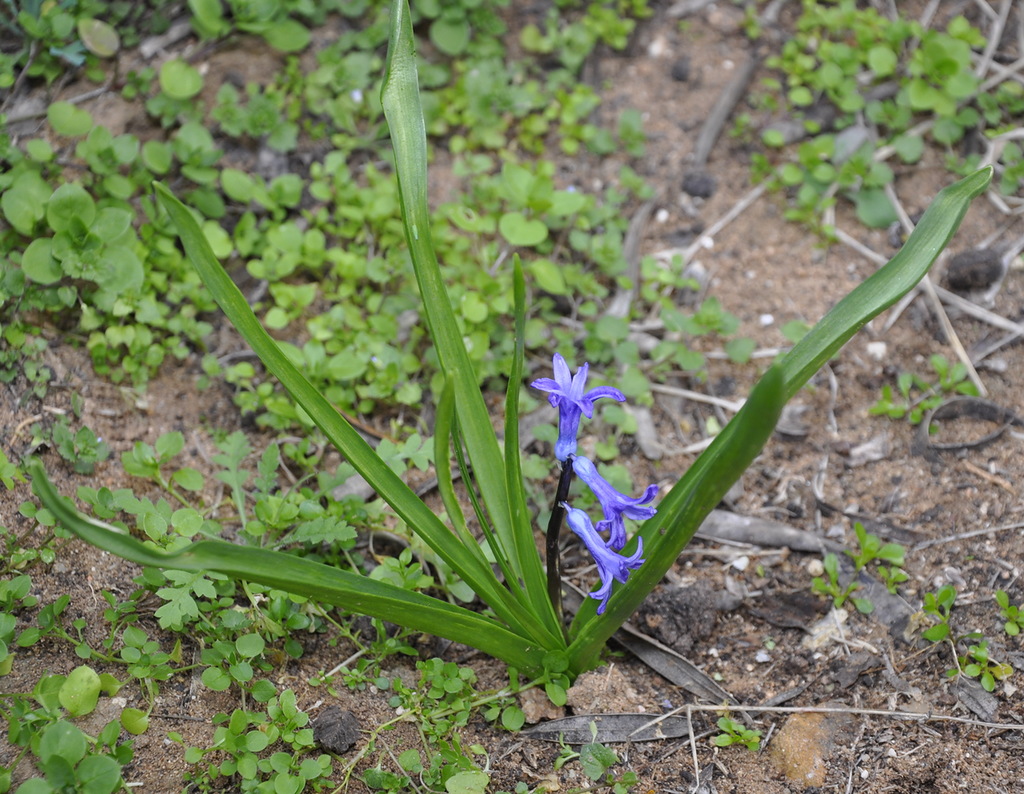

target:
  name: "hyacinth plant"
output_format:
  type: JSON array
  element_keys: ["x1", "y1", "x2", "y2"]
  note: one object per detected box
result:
[{"x1": 30, "y1": 0, "x2": 992, "y2": 680}]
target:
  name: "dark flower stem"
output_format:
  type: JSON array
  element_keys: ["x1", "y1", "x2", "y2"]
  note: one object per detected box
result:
[{"x1": 546, "y1": 457, "x2": 575, "y2": 638}]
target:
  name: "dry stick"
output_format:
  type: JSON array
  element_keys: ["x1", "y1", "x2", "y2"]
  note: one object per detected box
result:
[
  {"x1": 932, "y1": 283, "x2": 1024, "y2": 337},
  {"x1": 970, "y1": 0, "x2": 1000, "y2": 23},
  {"x1": 682, "y1": 182, "x2": 768, "y2": 265},
  {"x1": 648, "y1": 703, "x2": 1024, "y2": 733},
  {"x1": 650, "y1": 383, "x2": 743, "y2": 413},
  {"x1": 666, "y1": 0, "x2": 716, "y2": 19},
  {"x1": 975, "y1": 0, "x2": 1012, "y2": 78},
  {"x1": 912, "y1": 520, "x2": 1024, "y2": 551},
  {"x1": 884, "y1": 181, "x2": 987, "y2": 396},
  {"x1": 4, "y1": 85, "x2": 110, "y2": 124},
  {"x1": 690, "y1": 56, "x2": 758, "y2": 169}
]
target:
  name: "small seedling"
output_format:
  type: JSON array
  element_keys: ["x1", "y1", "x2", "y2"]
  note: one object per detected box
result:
[
  {"x1": 995, "y1": 590, "x2": 1022, "y2": 636},
  {"x1": 712, "y1": 715, "x2": 762, "y2": 752},
  {"x1": 921, "y1": 585, "x2": 958, "y2": 642},
  {"x1": 949, "y1": 640, "x2": 1014, "y2": 692},
  {"x1": 554, "y1": 722, "x2": 637, "y2": 791},
  {"x1": 869, "y1": 354, "x2": 979, "y2": 424},
  {"x1": 811, "y1": 552, "x2": 873, "y2": 613},
  {"x1": 847, "y1": 523, "x2": 905, "y2": 571}
]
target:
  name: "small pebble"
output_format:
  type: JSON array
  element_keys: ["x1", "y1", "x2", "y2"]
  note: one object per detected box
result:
[
  {"x1": 866, "y1": 341, "x2": 887, "y2": 361},
  {"x1": 682, "y1": 170, "x2": 716, "y2": 198},
  {"x1": 759, "y1": 313, "x2": 774, "y2": 327},
  {"x1": 670, "y1": 55, "x2": 691, "y2": 82}
]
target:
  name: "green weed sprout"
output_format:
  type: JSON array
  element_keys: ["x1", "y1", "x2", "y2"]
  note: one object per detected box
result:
[
  {"x1": 712, "y1": 715, "x2": 762, "y2": 752},
  {"x1": 28, "y1": 0, "x2": 992, "y2": 679},
  {"x1": 995, "y1": 590, "x2": 1023, "y2": 636}
]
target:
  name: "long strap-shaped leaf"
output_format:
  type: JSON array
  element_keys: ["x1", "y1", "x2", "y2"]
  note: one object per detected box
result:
[
  {"x1": 380, "y1": 0, "x2": 560, "y2": 641},
  {"x1": 28, "y1": 462, "x2": 547, "y2": 674},
  {"x1": 567, "y1": 166, "x2": 992, "y2": 672},
  {"x1": 776, "y1": 166, "x2": 992, "y2": 401},
  {"x1": 151, "y1": 184, "x2": 551, "y2": 646}
]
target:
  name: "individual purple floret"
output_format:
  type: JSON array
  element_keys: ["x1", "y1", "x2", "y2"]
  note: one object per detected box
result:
[
  {"x1": 562, "y1": 503, "x2": 645, "y2": 614},
  {"x1": 531, "y1": 353, "x2": 625, "y2": 461},
  {"x1": 571, "y1": 455, "x2": 658, "y2": 551}
]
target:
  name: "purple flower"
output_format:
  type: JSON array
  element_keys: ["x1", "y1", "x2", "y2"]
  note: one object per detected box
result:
[
  {"x1": 531, "y1": 353, "x2": 625, "y2": 461},
  {"x1": 562, "y1": 503, "x2": 645, "y2": 614},
  {"x1": 572, "y1": 456, "x2": 658, "y2": 551}
]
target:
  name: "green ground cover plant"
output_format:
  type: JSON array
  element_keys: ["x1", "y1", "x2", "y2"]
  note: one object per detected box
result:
[{"x1": 754, "y1": 0, "x2": 1022, "y2": 233}]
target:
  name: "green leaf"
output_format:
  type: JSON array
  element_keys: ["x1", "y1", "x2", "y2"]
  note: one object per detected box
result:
[
  {"x1": 499, "y1": 212, "x2": 548, "y2": 247},
  {"x1": 852, "y1": 188, "x2": 898, "y2": 228},
  {"x1": 263, "y1": 18, "x2": 311, "y2": 53},
  {"x1": 3, "y1": 170, "x2": 51, "y2": 235},
  {"x1": 188, "y1": 0, "x2": 230, "y2": 37},
  {"x1": 430, "y1": 15, "x2": 470, "y2": 56},
  {"x1": 38, "y1": 720, "x2": 87, "y2": 765},
  {"x1": 529, "y1": 258, "x2": 567, "y2": 295},
  {"x1": 47, "y1": 183, "x2": 95, "y2": 231},
  {"x1": 445, "y1": 771, "x2": 489, "y2": 794},
  {"x1": 159, "y1": 59, "x2": 203, "y2": 100},
  {"x1": 77, "y1": 18, "x2": 119, "y2": 57},
  {"x1": 868, "y1": 45, "x2": 896, "y2": 77},
  {"x1": 76, "y1": 755, "x2": 121, "y2": 793},
  {"x1": 58, "y1": 665, "x2": 101, "y2": 717},
  {"x1": 22, "y1": 239, "x2": 62, "y2": 284},
  {"x1": 381, "y1": 0, "x2": 561, "y2": 645},
  {"x1": 47, "y1": 102, "x2": 93, "y2": 136}
]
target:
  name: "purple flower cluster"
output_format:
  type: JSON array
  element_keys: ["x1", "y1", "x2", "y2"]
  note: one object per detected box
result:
[{"x1": 532, "y1": 354, "x2": 657, "y2": 614}]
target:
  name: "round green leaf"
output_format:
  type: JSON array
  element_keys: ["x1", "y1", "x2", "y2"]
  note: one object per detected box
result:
[
  {"x1": 445, "y1": 770, "x2": 489, "y2": 794},
  {"x1": 788, "y1": 85, "x2": 813, "y2": 106},
  {"x1": 500, "y1": 705, "x2": 525, "y2": 731},
  {"x1": 76, "y1": 754, "x2": 121, "y2": 793},
  {"x1": 120, "y1": 707, "x2": 150, "y2": 735},
  {"x1": 38, "y1": 720, "x2": 87, "y2": 765},
  {"x1": 2, "y1": 171, "x2": 50, "y2": 235},
  {"x1": 430, "y1": 15, "x2": 470, "y2": 56},
  {"x1": 22, "y1": 239, "x2": 62, "y2": 285},
  {"x1": 220, "y1": 168, "x2": 254, "y2": 202},
  {"x1": 141, "y1": 140, "x2": 173, "y2": 174},
  {"x1": 202, "y1": 220, "x2": 233, "y2": 258},
  {"x1": 58, "y1": 665, "x2": 101, "y2": 717},
  {"x1": 77, "y1": 18, "x2": 119, "y2": 57},
  {"x1": 159, "y1": 59, "x2": 203, "y2": 100},
  {"x1": 868, "y1": 45, "x2": 896, "y2": 77},
  {"x1": 201, "y1": 666, "x2": 231, "y2": 691},
  {"x1": 235, "y1": 633, "x2": 265, "y2": 658},
  {"x1": 47, "y1": 101, "x2": 93, "y2": 137},
  {"x1": 498, "y1": 212, "x2": 548, "y2": 247},
  {"x1": 263, "y1": 18, "x2": 311, "y2": 52},
  {"x1": 171, "y1": 467, "x2": 205, "y2": 491},
  {"x1": 47, "y1": 182, "x2": 96, "y2": 231},
  {"x1": 852, "y1": 188, "x2": 898, "y2": 229},
  {"x1": 529, "y1": 258, "x2": 566, "y2": 294},
  {"x1": 25, "y1": 138, "x2": 53, "y2": 162},
  {"x1": 188, "y1": 0, "x2": 230, "y2": 37},
  {"x1": 460, "y1": 292, "x2": 488, "y2": 323}
]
